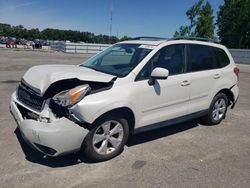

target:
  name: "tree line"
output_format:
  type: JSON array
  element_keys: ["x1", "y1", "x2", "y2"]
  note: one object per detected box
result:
[
  {"x1": 174, "y1": 0, "x2": 250, "y2": 49},
  {"x1": 0, "y1": 23, "x2": 121, "y2": 44}
]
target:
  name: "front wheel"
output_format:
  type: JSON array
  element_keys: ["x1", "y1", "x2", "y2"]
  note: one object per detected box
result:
[
  {"x1": 81, "y1": 113, "x2": 129, "y2": 162},
  {"x1": 201, "y1": 93, "x2": 228, "y2": 125}
]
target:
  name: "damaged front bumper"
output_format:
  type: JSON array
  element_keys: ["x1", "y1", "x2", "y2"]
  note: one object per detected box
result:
[{"x1": 10, "y1": 92, "x2": 89, "y2": 157}]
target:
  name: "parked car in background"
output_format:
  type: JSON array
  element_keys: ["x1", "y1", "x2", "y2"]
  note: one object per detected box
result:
[
  {"x1": 19, "y1": 39, "x2": 27, "y2": 45},
  {"x1": 6, "y1": 39, "x2": 17, "y2": 48},
  {"x1": 33, "y1": 39, "x2": 42, "y2": 49},
  {"x1": 0, "y1": 36, "x2": 51, "y2": 48},
  {"x1": 18, "y1": 39, "x2": 34, "y2": 48},
  {"x1": 0, "y1": 37, "x2": 8, "y2": 44},
  {"x1": 10, "y1": 37, "x2": 239, "y2": 162},
  {"x1": 28, "y1": 41, "x2": 35, "y2": 47},
  {"x1": 15, "y1": 38, "x2": 22, "y2": 45},
  {"x1": 40, "y1": 39, "x2": 50, "y2": 46}
]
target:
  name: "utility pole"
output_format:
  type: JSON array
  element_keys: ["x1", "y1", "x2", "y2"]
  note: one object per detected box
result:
[
  {"x1": 109, "y1": 1, "x2": 113, "y2": 44},
  {"x1": 116, "y1": 28, "x2": 119, "y2": 39}
]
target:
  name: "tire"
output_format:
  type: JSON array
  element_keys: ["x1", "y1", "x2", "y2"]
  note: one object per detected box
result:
[
  {"x1": 201, "y1": 93, "x2": 228, "y2": 125},
  {"x1": 81, "y1": 112, "x2": 129, "y2": 162}
]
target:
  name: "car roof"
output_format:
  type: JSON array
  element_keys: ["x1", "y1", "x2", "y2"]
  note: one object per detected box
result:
[
  {"x1": 118, "y1": 37, "x2": 226, "y2": 50},
  {"x1": 118, "y1": 40, "x2": 166, "y2": 46}
]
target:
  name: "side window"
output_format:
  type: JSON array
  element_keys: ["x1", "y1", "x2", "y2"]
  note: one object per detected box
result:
[
  {"x1": 137, "y1": 44, "x2": 186, "y2": 80},
  {"x1": 189, "y1": 44, "x2": 218, "y2": 71},
  {"x1": 214, "y1": 48, "x2": 230, "y2": 68}
]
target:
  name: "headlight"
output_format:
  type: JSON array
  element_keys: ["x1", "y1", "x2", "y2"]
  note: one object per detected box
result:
[{"x1": 53, "y1": 84, "x2": 91, "y2": 107}]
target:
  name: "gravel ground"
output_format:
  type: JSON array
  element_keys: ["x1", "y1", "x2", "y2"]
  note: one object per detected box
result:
[{"x1": 0, "y1": 49, "x2": 249, "y2": 188}]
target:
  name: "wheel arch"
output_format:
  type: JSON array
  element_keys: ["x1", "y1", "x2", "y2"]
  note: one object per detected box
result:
[
  {"x1": 215, "y1": 88, "x2": 234, "y2": 105},
  {"x1": 87, "y1": 107, "x2": 136, "y2": 134}
]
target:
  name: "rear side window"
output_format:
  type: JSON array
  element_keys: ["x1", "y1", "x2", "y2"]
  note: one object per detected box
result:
[
  {"x1": 189, "y1": 44, "x2": 216, "y2": 71},
  {"x1": 214, "y1": 48, "x2": 230, "y2": 68},
  {"x1": 189, "y1": 44, "x2": 230, "y2": 72}
]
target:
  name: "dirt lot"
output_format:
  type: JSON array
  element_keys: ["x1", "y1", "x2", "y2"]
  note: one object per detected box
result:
[{"x1": 0, "y1": 49, "x2": 249, "y2": 188}]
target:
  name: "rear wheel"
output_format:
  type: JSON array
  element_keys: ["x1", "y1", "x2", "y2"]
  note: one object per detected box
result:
[
  {"x1": 81, "y1": 113, "x2": 129, "y2": 162},
  {"x1": 201, "y1": 93, "x2": 228, "y2": 125}
]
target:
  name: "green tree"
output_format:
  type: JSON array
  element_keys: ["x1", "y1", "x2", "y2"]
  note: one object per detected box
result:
[
  {"x1": 0, "y1": 22, "x2": 119, "y2": 44},
  {"x1": 174, "y1": 0, "x2": 203, "y2": 37},
  {"x1": 174, "y1": 0, "x2": 214, "y2": 39},
  {"x1": 195, "y1": 2, "x2": 214, "y2": 38},
  {"x1": 217, "y1": 0, "x2": 250, "y2": 48},
  {"x1": 119, "y1": 36, "x2": 131, "y2": 41},
  {"x1": 0, "y1": 23, "x2": 12, "y2": 36},
  {"x1": 186, "y1": 0, "x2": 204, "y2": 36},
  {"x1": 174, "y1": 26, "x2": 189, "y2": 37}
]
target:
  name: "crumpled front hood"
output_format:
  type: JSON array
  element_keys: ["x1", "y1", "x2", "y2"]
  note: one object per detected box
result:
[{"x1": 22, "y1": 64, "x2": 115, "y2": 94}]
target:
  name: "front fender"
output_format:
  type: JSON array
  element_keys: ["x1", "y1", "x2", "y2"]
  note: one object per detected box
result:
[
  {"x1": 70, "y1": 88, "x2": 138, "y2": 125},
  {"x1": 91, "y1": 101, "x2": 136, "y2": 123}
]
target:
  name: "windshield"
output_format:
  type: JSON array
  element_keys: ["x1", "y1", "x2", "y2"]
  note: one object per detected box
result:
[{"x1": 80, "y1": 44, "x2": 152, "y2": 77}]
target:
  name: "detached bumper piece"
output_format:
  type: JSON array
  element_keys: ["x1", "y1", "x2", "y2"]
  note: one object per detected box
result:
[
  {"x1": 10, "y1": 92, "x2": 89, "y2": 157},
  {"x1": 230, "y1": 85, "x2": 239, "y2": 109},
  {"x1": 231, "y1": 96, "x2": 238, "y2": 109},
  {"x1": 34, "y1": 143, "x2": 57, "y2": 156}
]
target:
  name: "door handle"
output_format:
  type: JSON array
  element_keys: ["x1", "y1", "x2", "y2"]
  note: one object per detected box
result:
[
  {"x1": 213, "y1": 74, "x2": 221, "y2": 79},
  {"x1": 181, "y1": 80, "x2": 190, "y2": 86}
]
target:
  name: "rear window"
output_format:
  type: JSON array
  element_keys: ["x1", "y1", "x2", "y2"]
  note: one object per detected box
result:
[{"x1": 189, "y1": 44, "x2": 230, "y2": 72}]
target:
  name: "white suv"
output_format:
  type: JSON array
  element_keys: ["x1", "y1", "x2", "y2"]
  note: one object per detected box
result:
[{"x1": 10, "y1": 37, "x2": 239, "y2": 161}]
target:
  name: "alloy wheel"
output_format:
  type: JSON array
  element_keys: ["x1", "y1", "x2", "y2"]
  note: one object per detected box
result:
[
  {"x1": 212, "y1": 98, "x2": 226, "y2": 121},
  {"x1": 92, "y1": 120, "x2": 124, "y2": 155}
]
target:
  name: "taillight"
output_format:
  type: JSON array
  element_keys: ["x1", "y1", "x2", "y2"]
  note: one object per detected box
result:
[{"x1": 234, "y1": 67, "x2": 240, "y2": 81}]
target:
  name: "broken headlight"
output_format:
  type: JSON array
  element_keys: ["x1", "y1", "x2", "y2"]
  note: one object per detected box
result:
[{"x1": 53, "y1": 84, "x2": 91, "y2": 107}]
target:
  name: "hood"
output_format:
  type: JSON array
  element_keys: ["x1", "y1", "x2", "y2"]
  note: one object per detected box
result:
[{"x1": 22, "y1": 64, "x2": 116, "y2": 94}]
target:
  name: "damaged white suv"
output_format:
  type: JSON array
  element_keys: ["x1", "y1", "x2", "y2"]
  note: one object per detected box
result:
[{"x1": 10, "y1": 37, "x2": 239, "y2": 162}]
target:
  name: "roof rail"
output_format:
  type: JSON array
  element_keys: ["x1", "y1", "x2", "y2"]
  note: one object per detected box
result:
[
  {"x1": 133, "y1": 36, "x2": 168, "y2": 41},
  {"x1": 170, "y1": 36, "x2": 219, "y2": 43}
]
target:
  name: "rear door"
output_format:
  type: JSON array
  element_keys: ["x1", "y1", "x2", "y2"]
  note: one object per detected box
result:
[{"x1": 187, "y1": 44, "x2": 222, "y2": 113}]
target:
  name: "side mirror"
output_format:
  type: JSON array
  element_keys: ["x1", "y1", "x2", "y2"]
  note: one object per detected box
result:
[{"x1": 148, "y1": 67, "x2": 169, "y2": 86}]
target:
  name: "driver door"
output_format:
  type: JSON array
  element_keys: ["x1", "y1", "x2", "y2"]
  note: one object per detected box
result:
[{"x1": 134, "y1": 44, "x2": 191, "y2": 128}]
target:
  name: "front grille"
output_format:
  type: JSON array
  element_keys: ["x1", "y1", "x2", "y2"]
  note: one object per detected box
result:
[{"x1": 17, "y1": 83, "x2": 45, "y2": 111}]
